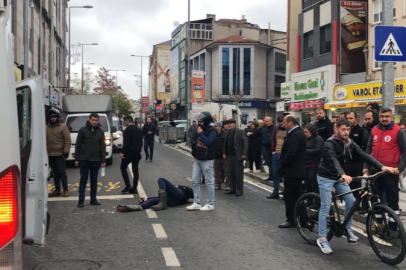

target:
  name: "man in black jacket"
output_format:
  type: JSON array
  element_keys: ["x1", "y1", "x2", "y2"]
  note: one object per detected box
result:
[
  {"x1": 278, "y1": 115, "x2": 307, "y2": 228},
  {"x1": 361, "y1": 110, "x2": 379, "y2": 150},
  {"x1": 224, "y1": 119, "x2": 248, "y2": 196},
  {"x1": 142, "y1": 117, "x2": 157, "y2": 162},
  {"x1": 120, "y1": 116, "x2": 143, "y2": 194},
  {"x1": 315, "y1": 108, "x2": 334, "y2": 141},
  {"x1": 213, "y1": 122, "x2": 229, "y2": 190},
  {"x1": 316, "y1": 119, "x2": 394, "y2": 255},
  {"x1": 262, "y1": 117, "x2": 275, "y2": 178},
  {"x1": 75, "y1": 113, "x2": 106, "y2": 208}
]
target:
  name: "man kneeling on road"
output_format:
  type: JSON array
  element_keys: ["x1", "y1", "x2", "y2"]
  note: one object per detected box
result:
[
  {"x1": 316, "y1": 119, "x2": 395, "y2": 255},
  {"x1": 117, "y1": 178, "x2": 194, "y2": 212}
]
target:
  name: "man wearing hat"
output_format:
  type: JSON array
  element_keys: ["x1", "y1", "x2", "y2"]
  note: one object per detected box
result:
[
  {"x1": 224, "y1": 119, "x2": 248, "y2": 196},
  {"x1": 213, "y1": 122, "x2": 229, "y2": 190}
]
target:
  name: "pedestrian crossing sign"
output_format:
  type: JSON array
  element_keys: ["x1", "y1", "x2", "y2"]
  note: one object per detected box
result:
[{"x1": 375, "y1": 26, "x2": 406, "y2": 62}]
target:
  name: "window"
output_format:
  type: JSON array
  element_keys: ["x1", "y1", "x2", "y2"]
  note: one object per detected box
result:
[
  {"x1": 374, "y1": 0, "x2": 396, "y2": 23},
  {"x1": 189, "y1": 23, "x2": 213, "y2": 40},
  {"x1": 275, "y1": 52, "x2": 286, "y2": 73},
  {"x1": 243, "y1": 48, "x2": 251, "y2": 95},
  {"x1": 275, "y1": 75, "x2": 285, "y2": 98},
  {"x1": 404, "y1": 0, "x2": 406, "y2": 14},
  {"x1": 16, "y1": 87, "x2": 32, "y2": 149},
  {"x1": 320, "y1": 24, "x2": 332, "y2": 55},
  {"x1": 303, "y1": 31, "x2": 313, "y2": 59},
  {"x1": 232, "y1": 48, "x2": 241, "y2": 95},
  {"x1": 200, "y1": 53, "x2": 205, "y2": 71},
  {"x1": 374, "y1": 47, "x2": 383, "y2": 69},
  {"x1": 222, "y1": 48, "x2": 230, "y2": 95},
  {"x1": 302, "y1": 0, "x2": 325, "y2": 10},
  {"x1": 67, "y1": 116, "x2": 109, "y2": 133},
  {"x1": 193, "y1": 57, "x2": 199, "y2": 70}
]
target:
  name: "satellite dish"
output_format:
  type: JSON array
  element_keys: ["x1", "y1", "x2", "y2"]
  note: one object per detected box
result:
[{"x1": 173, "y1": 21, "x2": 179, "y2": 27}]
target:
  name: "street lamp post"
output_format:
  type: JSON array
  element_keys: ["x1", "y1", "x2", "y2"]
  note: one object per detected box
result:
[
  {"x1": 130, "y1": 55, "x2": 152, "y2": 121},
  {"x1": 81, "y1": 43, "x2": 98, "y2": 94},
  {"x1": 107, "y1": 69, "x2": 126, "y2": 114},
  {"x1": 68, "y1": 5, "x2": 93, "y2": 94}
]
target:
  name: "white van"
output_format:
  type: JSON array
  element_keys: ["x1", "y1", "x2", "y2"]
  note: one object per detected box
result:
[
  {"x1": 191, "y1": 102, "x2": 247, "y2": 129},
  {"x1": 65, "y1": 113, "x2": 114, "y2": 165},
  {"x1": 112, "y1": 116, "x2": 123, "y2": 152}
]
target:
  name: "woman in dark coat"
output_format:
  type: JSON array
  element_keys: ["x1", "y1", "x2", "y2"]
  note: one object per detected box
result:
[
  {"x1": 303, "y1": 123, "x2": 324, "y2": 194},
  {"x1": 248, "y1": 121, "x2": 262, "y2": 172}
]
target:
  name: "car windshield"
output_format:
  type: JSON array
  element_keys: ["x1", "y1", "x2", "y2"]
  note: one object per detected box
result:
[
  {"x1": 175, "y1": 122, "x2": 187, "y2": 128},
  {"x1": 67, "y1": 116, "x2": 109, "y2": 133}
]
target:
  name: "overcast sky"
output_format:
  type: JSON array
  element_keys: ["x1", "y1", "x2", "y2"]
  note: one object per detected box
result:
[{"x1": 69, "y1": 0, "x2": 287, "y2": 100}]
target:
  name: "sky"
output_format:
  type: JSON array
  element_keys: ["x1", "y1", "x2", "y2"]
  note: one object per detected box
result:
[{"x1": 69, "y1": 0, "x2": 287, "y2": 100}]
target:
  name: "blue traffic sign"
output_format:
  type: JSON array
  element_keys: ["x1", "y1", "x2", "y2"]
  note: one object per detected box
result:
[{"x1": 375, "y1": 26, "x2": 406, "y2": 62}]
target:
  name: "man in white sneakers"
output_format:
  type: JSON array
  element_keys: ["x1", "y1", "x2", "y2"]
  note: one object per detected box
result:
[{"x1": 187, "y1": 111, "x2": 218, "y2": 211}]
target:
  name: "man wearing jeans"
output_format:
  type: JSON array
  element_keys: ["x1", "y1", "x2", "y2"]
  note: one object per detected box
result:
[
  {"x1": 75, "y1": 113, "x2": 106, "y2": 208},
  {"x1": 187, "y1": 111, "x2": 218, "y2": 211},
  {"x1": 316, "y1": 119, "x2": 394, "y2": 254}
]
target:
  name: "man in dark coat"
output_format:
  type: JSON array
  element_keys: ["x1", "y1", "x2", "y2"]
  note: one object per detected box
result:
[
  {"x1": 362, "y1": 110, "x2": 379, "y2": 150},
  {"x1": 75, "y1": 113, "x2": 106, "y2": 208},
  {"x1": 261, "y1": 117, "x2": 275, "y2": 179},
  {"x1": 142, "y1": 117, "x2": 157, "y2": 162},
  {"x1": 303, "y1": 122, "x2": 324, "y2": 194},
  {"x1": 120, "y1": 116, "x2": 143, "y2": 194},
  {"x1": 224, "y1": 119, "x2": 248, "y2": 196},
  {"x1": 315, "y1": 108, "x2": 334, "y2": 141},
  {"x1": 278, "y1": 115, "x2": 307, "y2": 228},
  {"x1": 213, "y1": 122, "x2": 229, "y2": 190}
]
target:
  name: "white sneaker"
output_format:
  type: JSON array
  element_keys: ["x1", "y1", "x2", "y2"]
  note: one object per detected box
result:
[
  {"x1": 186, "y1": 203, "x2": 201, "y2": 211},
  {"x1": 200, "y1": 204, "x2": 214, "y2": 211}
]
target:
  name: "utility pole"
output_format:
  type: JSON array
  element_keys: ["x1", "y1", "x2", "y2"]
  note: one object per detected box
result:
[
  {"x1": 186, "y1": 0, "x2": 191, "y2": 125},
  {"x1": 382, "y1": 0, "x2": 395, "y2": 111},
  {"x1": 23, "y1": 0, "x2": 29, "y2": 79}
]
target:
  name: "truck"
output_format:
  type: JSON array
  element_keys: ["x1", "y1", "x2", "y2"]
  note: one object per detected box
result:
[
  {"x1": 62, "y1": 95, "x2": 115, "y2": 165},
  {"x1": 1, "y1": 2, "x2": 49, "y2": 268},
  {"x1": 191, "y1": 102, "x2": 247, "y2": 129}
]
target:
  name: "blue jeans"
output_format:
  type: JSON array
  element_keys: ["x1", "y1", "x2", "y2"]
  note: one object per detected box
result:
[
  {"x1": 192, "y1": 159, "x2": 215, "y2": 205},
  {"x1": 272, "y1": 153, "x2": 281, "y2": 194},
  {"x1": 317, "y1": 175, "x2": 356, "y2": 237},
  {"x1": 78, "y1": 161, "x2": 101, "y2": 201}
]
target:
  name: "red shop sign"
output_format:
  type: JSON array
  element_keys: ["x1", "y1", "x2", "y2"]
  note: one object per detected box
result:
[{"x1": 289, "y1": 99, "x2": 323, "y2": 110}]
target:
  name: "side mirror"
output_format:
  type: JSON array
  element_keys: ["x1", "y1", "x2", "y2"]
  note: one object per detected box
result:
[{"x1": 111, "y1": 126, "x2": 117, "y2": 133}]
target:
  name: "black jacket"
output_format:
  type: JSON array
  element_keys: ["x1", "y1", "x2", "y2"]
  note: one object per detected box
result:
[
  {"x1": 350, "y1": 124, "x2": 364, "y2": 149},
  {"x1": 178, "y1": 185, "x2": 194, "y2": 204},
  {"x1": 278, "y1": 127, "x2": 307, "y2": 178},
  {"x1": 316, "y1": 117, "x2": 334, "y2": 141},
  {"x1": 224, "y1": 128, "x2": 249, "y2": 161},
  {"x1": 305, "y1": 123, "x2": 324, "y2": 165},
  {"x1": 361, "y1": 110, "x2": 379, "y2": 151},
  {"x1": 122, "y1": 125, "x2": 143, "y2": 156},
  {"x1": 75, "y1": 121, "x2": 106, "y2": 163},
  {"x1": 214, "y1": 129, "x2": 227, "y2": 159},
  {"x1": 262, "y1": 124, "x2": 275, "y2": 148},
  {"x1": 248, "y1": 129, "x2": 262, "y2": 161},
  {"x1": 194, "y1": 126, "x2": 218, "y2": 160},
  {"x1": 318, "y1": 137, "x2": 384, "y2": 180},
  {"x1": 143, "y1": 123, "x2": 157, "y2": 140}
]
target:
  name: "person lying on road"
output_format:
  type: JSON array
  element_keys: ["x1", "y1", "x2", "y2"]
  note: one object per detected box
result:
[{"x1": 117, "y1": 178, "x2": 194, "y2": 212}]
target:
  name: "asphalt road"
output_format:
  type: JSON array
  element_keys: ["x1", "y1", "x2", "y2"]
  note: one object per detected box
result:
[{"x1": 24, "y1": 140, "x2": 406, "y2": 270}]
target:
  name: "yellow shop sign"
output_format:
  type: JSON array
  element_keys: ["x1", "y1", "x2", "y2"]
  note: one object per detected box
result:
[{"x1": 333, "y1": 79, "x2": 406, "y2": 101}]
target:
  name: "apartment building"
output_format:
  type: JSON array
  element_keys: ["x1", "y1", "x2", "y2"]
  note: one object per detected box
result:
[{"x1": 11, "y1": 0, "x2": 68, "y2": 96}]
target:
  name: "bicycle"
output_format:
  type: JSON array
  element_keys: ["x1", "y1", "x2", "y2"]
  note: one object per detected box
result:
[{"x1": 293, "y1": 171, "x2": 406, "y2": 265}]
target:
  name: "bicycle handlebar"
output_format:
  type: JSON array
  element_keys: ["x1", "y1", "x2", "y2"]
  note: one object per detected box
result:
[{"x1": 350, "y1": 171, "x2": 386, "y2": 181}]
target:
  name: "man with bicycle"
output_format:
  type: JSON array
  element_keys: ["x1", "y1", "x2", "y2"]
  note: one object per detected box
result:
[
  {"x1": 364, "y1": 108, "x2": 406, "y2": 217},
  {"x1": 317, "y1": 119, "x2": 395, "y2": 254}
]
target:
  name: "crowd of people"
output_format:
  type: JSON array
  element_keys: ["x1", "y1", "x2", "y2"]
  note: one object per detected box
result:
[{"x1": 45, "y1": 104, "x2": 406, "y2": 255}]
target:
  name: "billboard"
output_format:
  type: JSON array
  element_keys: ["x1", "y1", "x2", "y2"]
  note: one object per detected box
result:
[
  {"x1": 142, "y1": 96, "x2": 149, "y2": 113},
  {"x1": 191, "y1": 70, "x2": 205, "y2": 104},
  {"x1": 340, "y1": 1, "x2": 367, "y2": 74},
  {"x1": 157, "y1": 48, "x2": 171, "y2": 93},
  {"x1": 170, "y1": 47, "x2": 179, "y2": 102}
]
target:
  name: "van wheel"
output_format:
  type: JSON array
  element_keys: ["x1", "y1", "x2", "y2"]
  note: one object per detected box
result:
[{"x1": 106, "y1": 156, "x2": 113, "y2": 166}]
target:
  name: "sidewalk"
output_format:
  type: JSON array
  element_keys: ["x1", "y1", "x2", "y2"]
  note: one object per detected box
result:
[{"x1": 177, "y1": 142, "x2": 406, "y2": 225}]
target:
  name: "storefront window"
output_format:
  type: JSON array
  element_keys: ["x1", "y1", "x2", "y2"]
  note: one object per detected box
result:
[{"x1": 302, "y1": 111, "x2": 315, "y2": 126}]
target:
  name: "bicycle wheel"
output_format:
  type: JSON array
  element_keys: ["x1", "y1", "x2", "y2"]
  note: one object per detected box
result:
[
  {"x1": 294, "y1": 193, "x2": 334, "y2": 246},
  {"x1": 366, "y1": 203, "x2": 406, "y2": 265}
]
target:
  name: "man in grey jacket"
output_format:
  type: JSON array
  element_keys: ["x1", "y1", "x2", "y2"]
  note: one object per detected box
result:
[{"x1": 224, "y1": 119, "x2": 248, "y2": 196}]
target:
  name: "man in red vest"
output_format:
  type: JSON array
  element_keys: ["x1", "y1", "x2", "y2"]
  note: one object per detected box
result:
[{"x1": 364, "y1": 108, "x2": 406, "y2": 215}]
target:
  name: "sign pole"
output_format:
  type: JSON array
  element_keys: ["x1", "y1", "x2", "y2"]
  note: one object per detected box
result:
[{"x1": 382, "y1": 0, "x2": 395, "y2": 111}]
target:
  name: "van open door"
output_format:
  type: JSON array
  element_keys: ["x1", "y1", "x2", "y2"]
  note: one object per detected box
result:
[{"x1": 16, "y1": 77, "x2": 49, "y2": 246}]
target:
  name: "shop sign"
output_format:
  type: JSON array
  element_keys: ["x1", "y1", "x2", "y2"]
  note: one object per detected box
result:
[
  {"x1": 142, "y1": 96, "x2": 149, "y2": 113},
  {"x1": 289, "y1": 99, "x2": 323, "y2": 110},
  {"x1": 191, "y1": 70, "x2": 205, "y2": 104},
  {"x1": 170, "y1": 102, "x2": 179, "y2": 111},
  {"x1": 333, "y1": 79, "x2": 406, "y2": 101},
  {"x1": 291, "y1": 66, "x2": 331, "y2": 102},
  {"x1": 276, "y1": 101, "x2": 285, "y2": 112},
  {"x1": 281, "y1": 82, "x2": 291, "y2": 99}
]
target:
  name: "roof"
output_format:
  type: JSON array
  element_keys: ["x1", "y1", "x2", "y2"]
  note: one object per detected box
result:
[{"x1": 213, "y1": 36, "x2": 258, "y2": 44}]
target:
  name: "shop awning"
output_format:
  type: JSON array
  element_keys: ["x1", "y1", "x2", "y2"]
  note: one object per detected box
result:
[
  {"x1": 324, "y1": 98, "x2": 406, "y2": 109},
  {"x1": 289, "y1": 99, "x2": 323, "y2": 110}
]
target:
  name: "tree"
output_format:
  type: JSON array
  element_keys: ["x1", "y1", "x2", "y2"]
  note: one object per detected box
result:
[
  {"x1": 71, "y1": 67, "x2": 95, "y2": 95},
  {"x1": 212, "y1": 89, "x2": 225, "y2": 120},
  {"x1": 94, "y1": 67, "x2": 133, "y2": 117},
  {"x1": 229, "y1": 89, "x2": 245, "y2": 127}
]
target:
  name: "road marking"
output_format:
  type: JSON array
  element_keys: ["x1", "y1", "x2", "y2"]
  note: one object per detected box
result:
[
  {"x1": 244, "y1": 177, "x2": 273, "y2": 193},
  {"x1": 48, "y1": 181, "x2": 122, "y2": 193},
  {"x1": 145, "y1": 209, "x2": 158, "y2": 218},
  {"x1": 48, "y1": 195, "x2": 134, "y2": 202},
  {"x1": 128, "y1": 165, "x2": 147, "y2": 199},
  {"x1": 152, "y1": 223, "x2": 168, "y2": 239},
  {"x1": 161, "y1": 247, "x2": 181, "y2": 267}
]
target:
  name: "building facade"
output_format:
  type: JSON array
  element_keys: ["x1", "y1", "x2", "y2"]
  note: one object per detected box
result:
[{"x1": 11, "y1": 0, "x2": 68, "y2": 96}]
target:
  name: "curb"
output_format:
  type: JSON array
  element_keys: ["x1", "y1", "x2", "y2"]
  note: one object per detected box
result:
[{"x1": 178, "y1": 143, "x2": 367, "y2": 224}]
